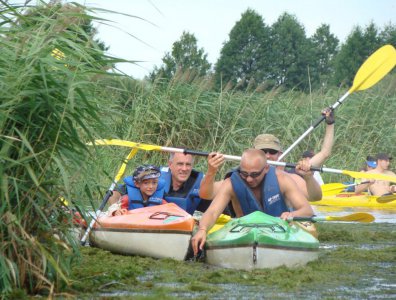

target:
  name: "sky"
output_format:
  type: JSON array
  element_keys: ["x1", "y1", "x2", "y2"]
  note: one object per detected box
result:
[{"x1": 62, "y1": 0, "x2": 396, "y2": 78}]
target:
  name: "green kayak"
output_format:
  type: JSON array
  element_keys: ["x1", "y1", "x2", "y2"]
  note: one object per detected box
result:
[{"x1": 205, "y1": 211, "x2": 320, "y2": 270}]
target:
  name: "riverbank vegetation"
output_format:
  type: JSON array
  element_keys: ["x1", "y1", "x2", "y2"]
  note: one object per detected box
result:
[{"x1": 1, "y1": 1, "x2": 395, "y2": 298}]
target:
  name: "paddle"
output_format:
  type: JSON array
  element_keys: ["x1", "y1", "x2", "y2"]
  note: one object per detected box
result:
[
  {"x1": 278, "y1": 44, "x2": 396, "y2": 161},
  {"x1": 321, "y1": 181, "x2": 370, "y2": 196},
  {"x1": 88, "y1": 139, "x2": 396, "y2": 183},
  {"x1": 80, "y1": 148, "x2": 139, "y2": 245},
  {"x1": 376, "y1": 194, "x2": 396, "y2": 203},
  {"x1": 289, "y1": 212, "x2": 375, "y2": 223}
]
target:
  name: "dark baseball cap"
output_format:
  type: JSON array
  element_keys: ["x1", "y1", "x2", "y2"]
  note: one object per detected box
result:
[
  {"x1": 376, "y1": 153, "x2": 392, "y2": 161},
  {"x1": 133, "y1": 165, "x2": 161, "y2": 181},
  {"x1": 302, "y1": 150, "x2": 315, "y2": 158}
]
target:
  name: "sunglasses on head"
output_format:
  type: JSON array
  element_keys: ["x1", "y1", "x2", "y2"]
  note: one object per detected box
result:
[
  {"x1": 238, "y1": 166, "x2": 266, "y2": 179},
  {"x1": 261, "y1": 148, "x2": 279, "y2": 155}
]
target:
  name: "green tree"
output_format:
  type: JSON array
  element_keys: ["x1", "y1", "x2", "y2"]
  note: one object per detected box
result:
[
  {"x1": 214, "y1": 9, "x2": 271, "y2": 90},
  {"x1": 270, "y1": 12, "x2": 312, "y2": 90},
  {"x1": 310, "y1": 24, "x2": 339, "y2": 88},
  {"x1": 149, "y1": 31, "x2": 211, "y2": 82},
  {"x1": 379, "y1": 23, "x2": 396, "y2": 46},
  {"x1": 333, "y1": 23, "x2": 381, "y2": 86}
]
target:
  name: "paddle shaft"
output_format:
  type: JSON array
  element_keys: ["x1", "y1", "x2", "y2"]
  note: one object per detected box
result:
[
  {"x1": 291, "y1": 212, "x2": 375, "y2": 223},
  {"x1": 278, "y1": 93, "x2": 347, "y2": 161},
  {"x1": 80, "y1": 148, "x2": 138, "y2": 245},
  {"x1": 278, "y1": 45, "x2": 396, "y2": 161},
  {"x1": 80, "y1": 187, "x2": 115, "y2": 245}
]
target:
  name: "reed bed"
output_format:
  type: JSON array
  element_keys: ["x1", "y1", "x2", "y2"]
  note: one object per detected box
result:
[{"x1": 1, "y1": 1, "x2": 395, "y2": 297}]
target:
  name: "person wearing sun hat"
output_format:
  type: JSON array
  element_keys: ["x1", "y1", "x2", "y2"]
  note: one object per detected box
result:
[
  {"x1": 251, "y1": 108, "x2": 335, "y2": 202},
  {"x1": 355, "y1": 152, "x2": 396, "y2": 196}
]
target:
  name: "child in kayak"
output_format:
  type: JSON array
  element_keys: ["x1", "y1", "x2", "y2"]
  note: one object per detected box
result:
[{"x1": 108, "y1": 164, "x2": 166, "y2": 216}]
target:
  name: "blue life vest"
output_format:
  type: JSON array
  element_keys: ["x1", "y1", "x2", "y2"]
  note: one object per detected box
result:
[
  {"x1": 160, "y1": 167, "x2": 203, "y2": 215},
  {"x1": 230, "y1": 166, "x2": 289, "y2": 217},
  {"x1": 123, "y1": 177, "x2": 165, "y2": 210}
]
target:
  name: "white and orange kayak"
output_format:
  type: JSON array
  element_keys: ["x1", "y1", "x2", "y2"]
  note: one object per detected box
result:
[{"x1": 89, "y1": 203, "x2": 195, "y2": 260}]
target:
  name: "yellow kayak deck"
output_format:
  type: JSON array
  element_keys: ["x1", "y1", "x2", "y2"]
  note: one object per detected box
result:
[{"x1": 313, "y1": 193, "x2": 396, "y2": 208}]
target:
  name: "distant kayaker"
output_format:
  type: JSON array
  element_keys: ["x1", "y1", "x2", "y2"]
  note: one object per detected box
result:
[
  {"x1": 108, "y1": 164, "x2": 166, "y2": 216},
  {"x1": 191, "y1": 149, "x2": 314, "y2": 256},
  {"x1": 252, "y1": 107, "x2": 335, "y2": 201},
  {"x1": 354, "y1": 153, "x2": 396, "y2": 196}
]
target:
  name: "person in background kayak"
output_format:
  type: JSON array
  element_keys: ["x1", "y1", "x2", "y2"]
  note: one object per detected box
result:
[
  {"x1": 351, "y1": 156, "x2": 377, "y2": 190},
  {"x1": 108, "y1": 152, "x2": 225, "y2": 215},
  {"x1": 108, "y1": 164, "x2": 166, "y2": 216},
  {"x1": 252, "y1": 108, "x2": 335, "y2": 201},
  {"x1": 192, "y1": 149, "x2": 314, "y2": 256},
  {"x1": 355, "y1": 153, "x2": 396, "y2": 196}
]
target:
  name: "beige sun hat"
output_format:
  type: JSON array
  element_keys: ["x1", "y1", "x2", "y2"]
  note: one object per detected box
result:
[{"x1": 253, "y1": 134, "x2": 282, "y2": 151}]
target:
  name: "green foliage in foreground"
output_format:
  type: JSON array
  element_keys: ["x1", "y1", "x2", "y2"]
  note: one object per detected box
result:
[
  {"x1": 0, "y1": 1, "x2": 119, "y2": 296},
  {"x1": 65, "y1": 223, "x2": 395, "y2": 299}
]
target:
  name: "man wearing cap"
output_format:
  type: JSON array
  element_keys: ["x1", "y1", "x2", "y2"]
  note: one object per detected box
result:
[
  {"x1": 355, "y1": 153, "x2": 396, "y2": 196},
  {"x1": 253, "y1": 134, "x2": 322, "y2": 201},
  {"x1": 252, "y1": 108, "x2": 335, "y2": 201}
]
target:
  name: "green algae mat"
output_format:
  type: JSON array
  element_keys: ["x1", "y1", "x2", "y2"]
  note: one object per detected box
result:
[{"x1": 67, "y1": 223, "x2": 396, "y2": 299}]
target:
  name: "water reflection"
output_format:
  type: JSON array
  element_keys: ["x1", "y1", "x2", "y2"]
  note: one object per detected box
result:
[{"x1": 312, "y1": 205, "x2": 396, "y2": 223}]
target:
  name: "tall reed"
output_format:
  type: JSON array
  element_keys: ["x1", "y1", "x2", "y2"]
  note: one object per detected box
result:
[
  {"x1": 92, "y1": 70, "x2": 396, "y2": 186},
  {"x1": 0, "y1": 1, "x2": 120, "y2": 296}
]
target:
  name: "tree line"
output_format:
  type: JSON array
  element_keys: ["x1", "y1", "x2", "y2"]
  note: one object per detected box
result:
[{"x1": 149, "y1": 9, "x2": 396, "y2": 91}]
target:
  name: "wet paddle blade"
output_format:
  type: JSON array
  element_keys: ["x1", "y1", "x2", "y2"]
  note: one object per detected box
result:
[
  {"x1": 349, "y1": 45, "x2": 396, "y2": 93},
  {"x1": 88, "y1": 139, "x2": 163, "y2": 151},
  {"x1": 324, "y1": 213, "x2": 375, "y2": 223},
  {"x1": 376, "y1": 194, "x2": 396, "y2": 203},
  {"x1": 342, "y1": 170, "x2": 396, "y2": 183},
  {"x1": 291, "y1": 213, "x2": 375, "y2": 223},
  {"x1": 321, "y1": 183, "x2": 348, "y2": 196}
]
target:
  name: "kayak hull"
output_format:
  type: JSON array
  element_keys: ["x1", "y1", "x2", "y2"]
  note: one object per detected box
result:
[
  {"x1": 89, "y1": 203, "x2": 195, "y2": 260},
  {"x1": 313, "y1": 193, "x2": 396, "y2": 208},
  {"x1": 205, "y1": 211, "x2": 319, "y2": 270}
]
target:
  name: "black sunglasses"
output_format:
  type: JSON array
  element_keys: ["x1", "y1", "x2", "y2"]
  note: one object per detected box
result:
[
  {"x1": 238, "y1": 166, "x2": 266, "y2": 179},
  {"x1": 261, "y1": 148, "x2": 279, "y2": 155}
]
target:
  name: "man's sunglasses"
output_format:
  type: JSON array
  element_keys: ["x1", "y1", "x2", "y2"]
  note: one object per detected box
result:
[
  {"x1": 261, "y1": 148, "x2": 279, "y2": 155},
  {"x1": 238, "y1": 166, "x2": 266, "y2": 179}
]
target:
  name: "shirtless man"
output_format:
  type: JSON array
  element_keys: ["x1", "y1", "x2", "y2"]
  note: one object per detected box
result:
[
  {"x1": 355, "y1": 153, "x2": 396, "y2": 196},
  {"x1": 191, "y1": 149, "x2": 314, "y2": 255}
]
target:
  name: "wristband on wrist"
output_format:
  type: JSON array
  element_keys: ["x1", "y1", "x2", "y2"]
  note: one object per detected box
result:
[{"x1": 325, "y1": 120, "x2": 335, "y2": 125}]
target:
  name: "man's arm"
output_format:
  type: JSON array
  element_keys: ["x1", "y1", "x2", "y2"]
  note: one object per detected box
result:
[
  {"x1": 199, "y1": 152, "x2": 225, "y2": 200},
  {"x1": 192, "y1": 178, "x2": 233, "y2": 255},
  {"x1": 108, "y1": 190, "x2": 122, "y2": 205},
  {"x1": 277, "y1": 170, "x2": 314, "y2": 220},
  {"x1": 294, "y1": 159, "x2": 322, "y2": 201},
  {"x1": 310, "y1": 108, "x2": 335, "y2": 167}
]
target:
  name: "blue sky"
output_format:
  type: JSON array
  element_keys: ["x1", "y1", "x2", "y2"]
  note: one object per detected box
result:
[{"x1": 61, "y1": 1, "x2": 396, "y2": 78}]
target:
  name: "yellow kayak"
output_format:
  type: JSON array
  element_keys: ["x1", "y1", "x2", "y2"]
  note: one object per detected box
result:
[{"x1": 313, "y1": 192, "x2": 396, "y2": 208}]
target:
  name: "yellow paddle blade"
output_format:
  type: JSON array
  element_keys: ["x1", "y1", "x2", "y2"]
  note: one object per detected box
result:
[
  {"x1": 376, "y1": 194, "x2": 396, "y2": 204},
  {"x1": 325, "y1": 213, "x2": 375, "y2": 223},
  {"x1": 321, "y1": 183, "x2": 347, "y2": 196},
  {"x1": 87, "y1": 139, "x2": 163, "y2": 151},
  {"x1": 342, "y1": 170, "x2": 396, "y2": 183},
  {"x1": 349, "y1": 44, "x2": 396, "y2": 93},
  {"x1": 208, "y1": 214, "x2": 232, "y2": 234}
]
